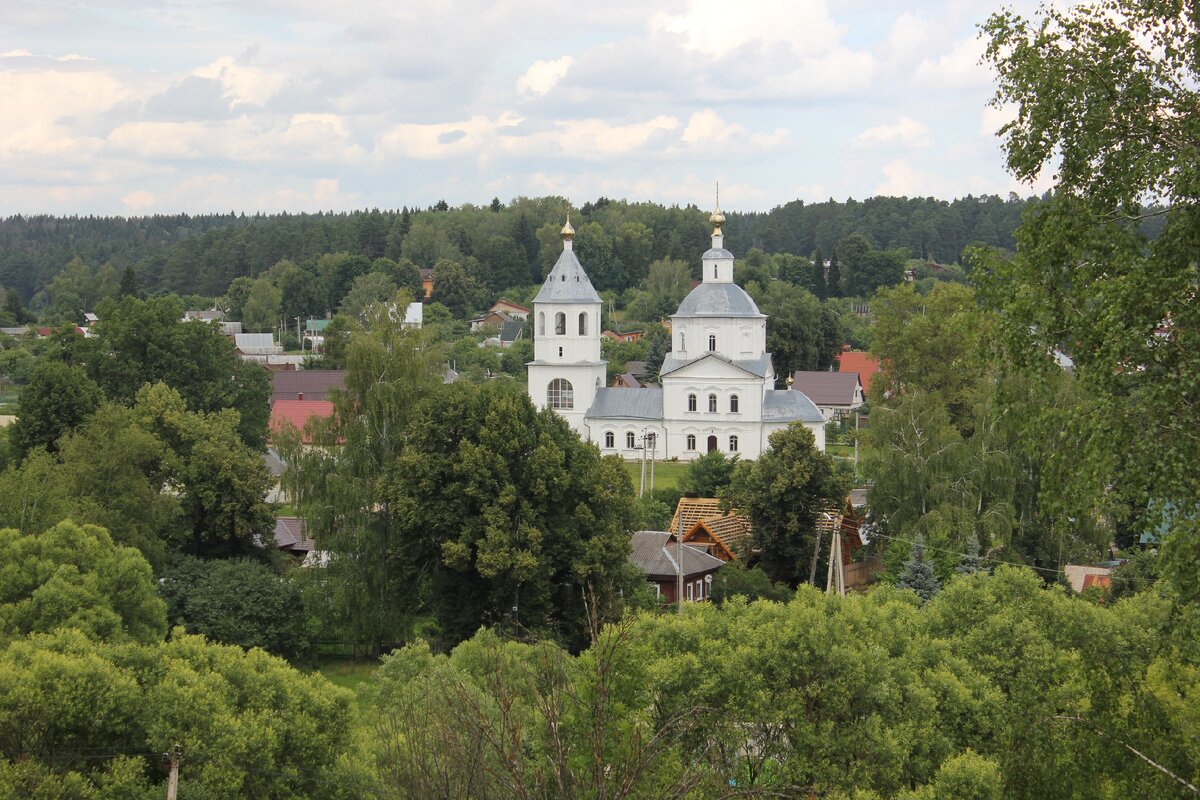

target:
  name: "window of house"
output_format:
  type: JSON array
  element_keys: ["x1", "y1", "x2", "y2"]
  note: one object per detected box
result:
[
  {"x1": 578, "y1": 312, "x2": 587, "y2": 335},
  {"x1": 538, "y1": 312, "x2": 545, "y2": 336},
  {"x1": 730, "y1": 394, "x2": 739, "y2": 413},
  {"x1": 708, "y1": 334, "x2": 716, "y2": 351},
  {"x1": 605, "y1": 431, "x2": 614, "y2": 448},
  {"x1": 708, "y1": 394, "x2": 717, "y2": 412},
  {"x1": 687, "y1": 393, "x2": 697, "y2": 412},
  {"x1": 686, "y1": 434, "x2": 696, "y2": 450},
  {"x1": 729, "y1": 435, "x2": 739, "y2": 452},
  {"x1": 554, "y1": 312, "x2": 566, "y2": 335},
  {"x1": 687, "y1": 582, "x2": 694, "y2": 602},
  {"x1": 626, "y1": 431, "x2": 636, "y2": 448},
  {"x1": 547, "y1": 378, "x2": 573, "y2": 409},
  {"x1": 696, "y1": 578, "x2": 704, "y2": 600}
]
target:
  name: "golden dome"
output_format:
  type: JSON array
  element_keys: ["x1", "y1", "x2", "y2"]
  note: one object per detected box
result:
[
  {"x1": 561, "y1": 212, "x2": 575, "y2": 240},
  {"x1": 709, "y1": 182, "x2": 725, "y2": 231}
]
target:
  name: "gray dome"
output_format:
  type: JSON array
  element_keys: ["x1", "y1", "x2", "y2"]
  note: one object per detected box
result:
[
  {"x1": 702, "y1": 248, "x2": 734, "y2": 259},
  {"x1": 533, "y1": 247, "x2": 602, "y2": 304},
  {"x1": 674, "y1": 282, "x2": 763, "y2": 318}
]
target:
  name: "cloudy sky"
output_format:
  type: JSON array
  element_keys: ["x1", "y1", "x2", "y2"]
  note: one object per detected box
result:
[{"x1": 0, "y1": 0, "x2": 1055, "y2": 216}]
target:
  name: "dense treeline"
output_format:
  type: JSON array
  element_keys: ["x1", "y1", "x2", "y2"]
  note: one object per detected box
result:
[{"x1": 0, "y1": 194, "x2": 1044, "y2": 303}]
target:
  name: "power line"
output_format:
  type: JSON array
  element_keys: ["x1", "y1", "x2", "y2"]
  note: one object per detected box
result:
[{"x1": 864, "y1": 529, "x2": 1067, "y2": 576}]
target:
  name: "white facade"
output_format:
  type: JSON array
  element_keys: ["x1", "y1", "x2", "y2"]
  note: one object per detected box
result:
[
  {"x1": 526, "y1": 220, "x2": 607, "y2": 433},
  {"x1": 529, "y1": 208, "x2": 825, "y2": 459}
]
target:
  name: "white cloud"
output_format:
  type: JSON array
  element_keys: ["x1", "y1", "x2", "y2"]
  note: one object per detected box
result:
[
  {"x1": 915, "y1": 34, "x2": 989, "y2": 89},
  {"x1": 850, "y1": 116, "x2": 931, "y2": 149},
  {"x1": 122, "y1": 190, "x2": 156, "y2": 210},
  {"x1": 874, "y1": 158, "x2": 944, "y2": 197},
  {"x1": 0, "y1": 67, "x2": 126, "y2": 160},
  {"x1": 193, "y1": 54, "x2": 287, "y2": 106},
  {"x1": 651, "y1": 0, "x2": 844, "y2": 58},
  {"x1": 516, "y1": 56, "x2": 573, "y2": 95}
]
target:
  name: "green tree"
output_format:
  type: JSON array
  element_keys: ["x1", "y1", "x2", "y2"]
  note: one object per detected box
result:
[
  {"x1": 338, "y1": 271, "x2": 397, "y2": 322},
  {"x1": 477, "y1": 234, "x2": 528, "y2": 291},
  {"x1": 241, "y1": 275, "x2": 282, "y2": 333},
  {"x1": 896, "y1": 533, "x2": 941, "y2": 601},
  {"x1": 10, "y1": 361, "x2": 102, "y2": 458},
  {"x1": 980, "y1": 1, "x2": 1200, "y2": 613},
  {"x1": 221, "y1": 275, "x2": 255, "y2": 321},
  {"x1": 430, "y1": 258, "x2": 489, "y2": 319},
  {"x1": 749, "y1": 280, "x2": 842, "y2": 378},
  {"x1": 117, "y1": 264, "x2": 139, "y2": 299},
  {"x1": 956, "y1": 532, "x2": 986, "y2": 576},
  {"x1": 159, "y1": 557, "x2": 310, "y2": 659},
  {"x1": 679, "y1": 449, "x2": 739, "y2": 497},
  {"x1": 0, "y1": 520, "x2": 167, "y2": 646},
  {"x1": 724, "y1": 423, "x2": 847, "y2": 585}
]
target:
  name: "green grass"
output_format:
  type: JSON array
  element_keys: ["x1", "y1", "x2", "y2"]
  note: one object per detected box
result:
[
  {"x1": 312, "y1": 659, "x2": 380, "y2": 699},
  {"x1": 622, "y1": 459, "x2": 689, "y2": 491}
]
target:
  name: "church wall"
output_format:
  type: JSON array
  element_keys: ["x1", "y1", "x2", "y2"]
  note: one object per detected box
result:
[{"x1": 672, "y1": 317, "x2": 766, "y2": 362}]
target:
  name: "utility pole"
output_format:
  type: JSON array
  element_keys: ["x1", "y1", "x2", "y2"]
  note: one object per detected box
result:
[
  {"x1": 825, "y1": 525, "x2": 845, "y2": 597},
  {"x1": 648, "y1": 433, "x2": 656, "y2": 493},
  {"x1": 165, "y1": 744, "x2": 181, "y2": 800},
  {"x1": 639, "y1": 429, "x2": 648, "y2": 497},
  {"x1": 676, "y1": 502, "x2": 685, "y2": 613}
]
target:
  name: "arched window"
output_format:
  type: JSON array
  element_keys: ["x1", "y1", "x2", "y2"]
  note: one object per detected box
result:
[
  {"x1": 538, "y1": 312, "x2": 545, "y2": 336},
  {"x1": 680, "y1": 333, "x2": 685, "y2": 351},
  {"x1": 687, "y1": 393, "x2": 697, "y2": 412},
  {"x1": 708, "y1": 394, "x2": 717, "y2": 412},
  {"x1": 686, "y1": 434, "x2": 696, "y2": 450},
  {"x1": 547, "y1": 378, "x2": 573, "y2": 409},
  {"x1": 554, "y1": 312, "x2": 566, "y2": 335},
  {"x1": 626, "y1": 431, "x2": 636, "y2": 448},
  {"x1": 605, "y1": 431, "x2": 614, "y2": 448},
  {"x1": 578, "y1": 312, "x2": 587, "y2": 335},
  {"x1": 729, "y1": 435, "x2": 739, "y2": 452},
  {"x1": 708, "y1": 334, "x2": 717, "y2": 352},
  {"x1": 730, "y1": 394, "x2": 739, "y2": 413}
]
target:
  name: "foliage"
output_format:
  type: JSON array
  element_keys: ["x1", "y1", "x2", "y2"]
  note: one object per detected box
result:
[
  {"x1": 159, "y1": 556, "x2": 310, "y2": 660},
  {"x1": 747, "y1": 279, "x2": 842, "y2": 378},
  {"x1": 241, "y1": 275, "x2": 282, "y2": 333},
  {"x1": 338, "y1": 271, "x2": 398, "y2": 323},
  {"x1": 723, "y1": 423, "x2": 847, "y2": 585},
  {"x1": 956, "y1": 532, "x2": 986, "y2": 576},
  {"x1": 708, "y1": 560, "x2": 793, "y2": 603},
  {"x1": 678, "y1": 449, "x2": 739, "y2": 498},
  {"x1": 0, "y1": 629, "x2": 368, "y2": 798},
  {"x1": 10, "y1": 360, "x2": 102, "y2": 457},
  {"x1": 835, "y1": 233, "x2": 908, "y2": 297},
  {"x1": 896, "y1": 533, "x2": 941, "y2": 601},
  {"x1": 980, "y1": 1, "x2": 1200, "y2": 612},
  {"x1": 0, "y1": 520, "x2": 166, "y2": 646}
]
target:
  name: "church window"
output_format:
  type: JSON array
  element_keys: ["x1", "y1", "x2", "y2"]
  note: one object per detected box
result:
[
  {"x1": 558, "y1": 346, "x2": 563, "y2": 358},
  {"x1": 686, "y1": 434, "x2": 696, "y2": 450},
  {"x1": 578, "y1": 312, "x2": 587, "y2": 335},
  {"x1": 538, "y1": 312, "x2": 545, "y2": 336},
  {"x1": 626, "y1": 431, "x2": 636, "y2": 448},
  {"x1": 687, "y1": 394, "x2": 697, "y2": 412},
  {"x1": 554, "y1": 312, "x2": 566, "y2": 335},
  {"x1": 729, "y1": 435, "x2": 739, "y2": 452},
  {"x1": 547, "y1": 378, "x2": 574, "y2": 409},
  {"x1": 605, "y1": 431, "x2": 614, "y2": 448},
  {"x1": 708, "y1": 394, "x2": 717, "y2": 412},
  {"x1": 713, "y1": 264, "x2": 718, "y2": 279},
  {"x1": 708, "y1": 334, "x2": 716, "y2": 351},
  {"x1": 730, "y1": 394, "x2": 739, "y2": 413}
]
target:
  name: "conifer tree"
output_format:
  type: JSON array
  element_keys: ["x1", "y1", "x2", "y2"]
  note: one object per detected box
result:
[
  {"x1": 956, "y1": 532, "x2": 986, "y2": 575},
  {"x1": 897, "y1": 532, "x2": 941, "y2": 600}
]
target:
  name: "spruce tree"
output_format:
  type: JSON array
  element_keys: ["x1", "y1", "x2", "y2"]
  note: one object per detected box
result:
[
  {"x1": 897, "y1": 532, "x2": 941, "y2": 601},
  {"x1": 956, "y1": 532, "x2": 986, "y2": 575},
  {"x1": 118, "y1": 265, "x2": 140, "y2": 299}
]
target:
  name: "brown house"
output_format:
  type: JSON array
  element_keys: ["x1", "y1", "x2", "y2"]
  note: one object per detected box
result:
[{"x1": 630, "y1": 531, "x2": 724, "y2": 603}]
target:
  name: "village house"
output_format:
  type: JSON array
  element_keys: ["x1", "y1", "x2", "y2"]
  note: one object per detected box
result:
[
  {"x1": 835, "y1": 350, "x2": 881, "y2": 399},
  {"x1": 629, "y1": 530, "x2": 724, "y2": 603},
  {"x1": 790, "y1": 370, "x2": 865, "y2": 420}
]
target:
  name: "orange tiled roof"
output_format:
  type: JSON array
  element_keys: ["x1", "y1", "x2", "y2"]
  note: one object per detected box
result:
[
  {"x1": 269, "y1": 399, "x2": 334, "y2": 444},
  {"x1": 836, "y1": 351, "x2": 880, "y2": 396}
]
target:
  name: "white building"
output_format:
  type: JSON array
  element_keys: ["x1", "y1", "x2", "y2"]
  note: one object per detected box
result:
[{"x1": 528, "y1": 205, "x2": 824, "y2": 460}]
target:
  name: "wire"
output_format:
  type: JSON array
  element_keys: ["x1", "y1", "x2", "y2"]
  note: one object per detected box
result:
[{"x1": 862, "y1": 528, "x2": 1068, "y2": 576}]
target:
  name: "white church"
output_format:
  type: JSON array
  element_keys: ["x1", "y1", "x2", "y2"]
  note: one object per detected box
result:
[{"x1": 526, "y1": 202, "x2": 825, "y2": 461}]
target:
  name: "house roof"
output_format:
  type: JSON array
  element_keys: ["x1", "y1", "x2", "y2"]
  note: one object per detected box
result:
[
  {"x1": 674, "y1": 282, "x2": 764, "y2": 318},
  {"x1": 625, "y1": 360, "x2": 650, "y2": 378},
  {"x1": 669, "y1": 497, "x2": 724, "y2": 535},
  {"x1": 836, "y1": 351, "x2": 880, "y2": 395},
  {"x1": 613, "y1": 373, "x2": 641, "y2": 388},
  {"x1": 630, "y1": 531, "x2": 725, "y2": 580},
  {"x1": 762, "y1": 389, "x2": 824, "y2": 422},
  {"x1": 790, "y1": 370, "x2": 862, "y2": 406},
  {"x1": 533, "y1": 246, "x2": 602, "y2": 304},
  {"x1": 274, "y1": 516, "x2": 313, "y2": 552},
  {"x1": 492, "y1": 299, "x2": 530, "y2": 313},
  {"x1": 270, "y1": 370, "x2": 347, "y2": 402},
  {"x1": 263, "y1": 448, "x2": 287, "y2": 478},
  {"x1": 419, "y1": 268, "x2": 434, "y2": 279},
  {"x1": 686, "y1": 514, "x2": 752, "y2": 560},
  {"x1": 306, "y1": 318, "x2": 331, "y2": 332},
  {"x1": 234, "y1": 333, "x2": 281, "y2": 354},
  {"x1": 585, "y1": 387, "x2": 663, "y2": 420},
  {"x1": 499, "y1": 319, "x2": 523, "y2": 343},
  {"x1": 269, "y1": 399, "x2": 335, "y2": 444},
  {"x1": 660, "y1": 351, "x2": 773, "y2": 379}
]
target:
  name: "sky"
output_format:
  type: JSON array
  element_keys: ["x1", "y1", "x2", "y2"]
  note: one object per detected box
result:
[{"x1": 0, "y1": 0, "x2": 1058, "y2": 216}]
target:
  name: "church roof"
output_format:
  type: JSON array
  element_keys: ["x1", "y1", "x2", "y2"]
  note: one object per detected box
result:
[
  {"x1": 586, "y1": 387, "x2": 663, "y2": 420},
  {"x1": 762, "y1": 389, "x2": 824, "y2": 423},
  {"x1": 674, "y1": 282, "x2": 763, "y2": 318},
  {"x1": 703, "y1": 247, "x2": 735, "y2": 259},
  {"x1": 660, "y1": 351, "x2": 773, "y2": 379},
  {"x1": 533, "y1": 247, "x2": 602, "y2": 304}
]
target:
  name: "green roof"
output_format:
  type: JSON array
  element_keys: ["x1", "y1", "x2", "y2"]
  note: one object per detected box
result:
[{"x1": 306, "y1": 319, "x2": 331, "y2": 332}]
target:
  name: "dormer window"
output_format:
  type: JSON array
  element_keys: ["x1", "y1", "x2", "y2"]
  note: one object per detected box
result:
[{"x1": 708, "y1": 334, "x2": 717, "y2": 351}]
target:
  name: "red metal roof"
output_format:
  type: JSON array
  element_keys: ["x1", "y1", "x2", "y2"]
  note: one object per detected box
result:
[
  {"x1": 269, "y1": 400, "x2": 334, "y2": 444},
  {"x1": 836, "y1": 351, "x2": 880, "y2": 396}
]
